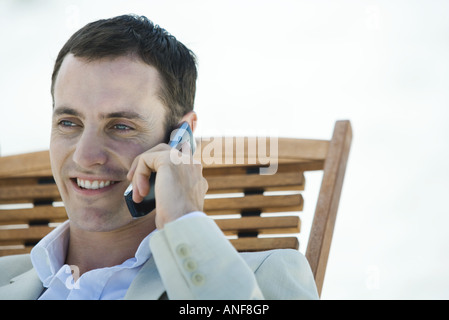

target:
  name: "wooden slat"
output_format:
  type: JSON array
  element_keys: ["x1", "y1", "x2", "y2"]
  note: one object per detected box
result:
[
  {"x1": 0, "y1": 177, "x2": 41, "y2": 187},
  {"x1": 0, "y1": 246, "x2": 32, "y2": 257},
  {"x1": 306, "y1": 120, "x2": 352, "y2": 296},
  {"x1": 230, "y1": 237, "x2": 299, "y2": 252},
  {"x1": 0, "y1": 239, "x2": 29, "y2": 246},
  {"x1": 0, "y1": 206, "x2": 67, "y2": 224},
  {"x1": 215, "y1": 216, "x2": 300, "y2": 236},
  {"x1": 194, "y1": 137, "x2": 329, "y2": 164},
  {"x1": 202, "y1": 160, "x2": 324, "y2": 176},
  {"x1": 206, "y1": 171, "x2": 304, "y2": 194},
  {"x1": 0, "y1": 150, "x2": 52, "y2": 178},
  {"x1": 200, "y1": 159, "x2": 325, "y2": 171},
  {"x1": 204, "y1": 194, "x2": 303, "y2": 215},
  {"x1": 0, "y1": 225, "x2": 54, "y2": 242},
  {"x1": 0, "y1": 184, "x2": 61, "y2": 204},
  {"x1": 277, "y1": 139, "x2": 329, "y2": 160}
]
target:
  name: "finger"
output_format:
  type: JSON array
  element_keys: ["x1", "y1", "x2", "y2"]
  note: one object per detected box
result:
[
  {"x1": 132, "y1": 157, "x2": 153, "y2": 201},
  {"x1": 127, "y1": 143, "x2": 170, "y2": 181},
  {"x1": 127, "y1": 156, "x2": 139, "y2": 182},
  {"x1": 136, "y1": 171, "x2": 151, "y2": 198}
]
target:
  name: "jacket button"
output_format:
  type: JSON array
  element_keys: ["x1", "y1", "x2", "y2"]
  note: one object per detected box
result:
[
  {"x1": 191, "y1": 272, "x2": 205, "y2": 286},
  {"x1": 183, "y1": 258, "x2": 197, "y2": 272},
  {"x1": 176, "y1": 243, "x2": 190, "y2": 258}
]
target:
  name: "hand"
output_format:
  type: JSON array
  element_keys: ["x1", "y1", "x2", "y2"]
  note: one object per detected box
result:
[{"x1": 127, "y1": 143, "x2": 208, "y2": 229}]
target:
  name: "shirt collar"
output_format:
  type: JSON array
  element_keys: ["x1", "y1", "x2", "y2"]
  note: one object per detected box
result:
[
  {"x1": 30, "y1": 220, "x2": 70, "y2": 286},
  {"x1": 30, "y1": 220, "x2": 154, "y2": 288}
]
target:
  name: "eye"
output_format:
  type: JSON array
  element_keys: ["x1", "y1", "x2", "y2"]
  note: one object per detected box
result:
[
  {"x1": 113, "y1": 123, "x2": 133, "y2": 131},
  {"x1": 58, "y1": 120, "x2": 78, "y2": 127}
]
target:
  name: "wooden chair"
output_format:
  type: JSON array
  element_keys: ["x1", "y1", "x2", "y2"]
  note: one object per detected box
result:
[{"x1": 0, "y1": 120, "x2": 352, "y2": 296}]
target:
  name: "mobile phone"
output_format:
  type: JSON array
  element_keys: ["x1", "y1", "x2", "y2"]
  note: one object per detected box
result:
[{"x1": 124, "y1": 122, "x2": 196, "y2": 218}]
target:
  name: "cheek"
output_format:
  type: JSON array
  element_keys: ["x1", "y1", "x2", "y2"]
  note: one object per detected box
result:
[
  {"x1": 49, "y1": 134, "x2": 76, "y2": 204},
  {"x1": 108, "y1": 139, "x2": 153, "y2": 169},
  {"x1": 49, "y1": 134, "x2": 72, "y2": 180}
]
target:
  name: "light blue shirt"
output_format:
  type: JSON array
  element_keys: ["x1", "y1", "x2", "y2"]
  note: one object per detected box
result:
[
  {"x1": 30, "y1": 212, "x2": 205, "y2": 300},
  {"x1": 30, "y1": 220, "x2": 154, "y2": 300}
]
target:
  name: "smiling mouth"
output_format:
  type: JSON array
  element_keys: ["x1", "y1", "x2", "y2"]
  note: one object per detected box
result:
[{"x1": 72, "y1": 178, "x2": 119, "y2": 190}]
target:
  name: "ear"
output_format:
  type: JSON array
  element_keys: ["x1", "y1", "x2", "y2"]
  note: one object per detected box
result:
[{"x1": 178, "y1": 111, "x2": 198, "y2": 133}]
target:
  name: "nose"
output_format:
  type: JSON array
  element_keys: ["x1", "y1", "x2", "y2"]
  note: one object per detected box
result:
[{"x1": 72, "y1": 127, "x2": 108, "y2": 169}]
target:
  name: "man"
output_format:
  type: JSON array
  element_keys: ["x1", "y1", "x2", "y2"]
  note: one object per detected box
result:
[{"x1": 0, "y1": 14, "x2": 318, "y2": 299}]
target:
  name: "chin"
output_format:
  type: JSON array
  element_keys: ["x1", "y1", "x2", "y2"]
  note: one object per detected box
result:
[{"x1": 67, "y1": 205, "x2": 133, "y2": 232}]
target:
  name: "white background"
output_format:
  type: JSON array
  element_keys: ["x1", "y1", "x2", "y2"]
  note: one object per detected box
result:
[{"x1": 1, "y1": 0, "x2": 448, "y2": 299}]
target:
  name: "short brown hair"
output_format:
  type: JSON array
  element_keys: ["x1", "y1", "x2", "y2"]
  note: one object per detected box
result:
[{"x1": 51, "y1": 14, "x2": 197, "y2": 136}]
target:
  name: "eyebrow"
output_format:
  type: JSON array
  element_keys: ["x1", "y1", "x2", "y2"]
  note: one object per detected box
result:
[
  {"x1": 101, "y1": 111, "x2": 147, "y2": 121},
  {"x1": 53, "y1": 106, "x2": 81, "y2": 118},
  {"x1": 53, "y1": 106, "x2": 148, "y2": 121}
]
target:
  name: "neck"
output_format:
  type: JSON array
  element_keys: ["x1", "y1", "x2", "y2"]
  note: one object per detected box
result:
[{"x1": 65, "y1": 211, "x2": 156, "y2": 277}]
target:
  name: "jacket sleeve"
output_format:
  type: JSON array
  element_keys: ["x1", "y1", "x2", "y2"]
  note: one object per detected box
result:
[
  {"x1": 251, "y1": 249, "x2": 319, "y2": 299},
  {"x1": 0, "y1": 254, "x2": 33, "y2": 286},
  {"x1": 149, "y1": 215, "x2": 319, "y2": 300},
  {"x1": 149, "y1": 215, "x2": 264, "y2": 299}
]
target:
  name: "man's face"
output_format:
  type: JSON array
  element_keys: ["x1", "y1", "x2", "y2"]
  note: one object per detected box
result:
[{"x1": 51, "y1": 54, "x2": 166, "y2": 232}]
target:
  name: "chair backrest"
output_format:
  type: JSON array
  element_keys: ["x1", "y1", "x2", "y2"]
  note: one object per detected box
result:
[{"x1": 0, "y1": 120, "x2": 352, "y2": 296}]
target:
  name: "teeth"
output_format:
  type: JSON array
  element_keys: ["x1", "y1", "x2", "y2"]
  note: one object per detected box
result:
[{"x1": 76, "y1": 178, "x2": 115, "y2": 190}]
